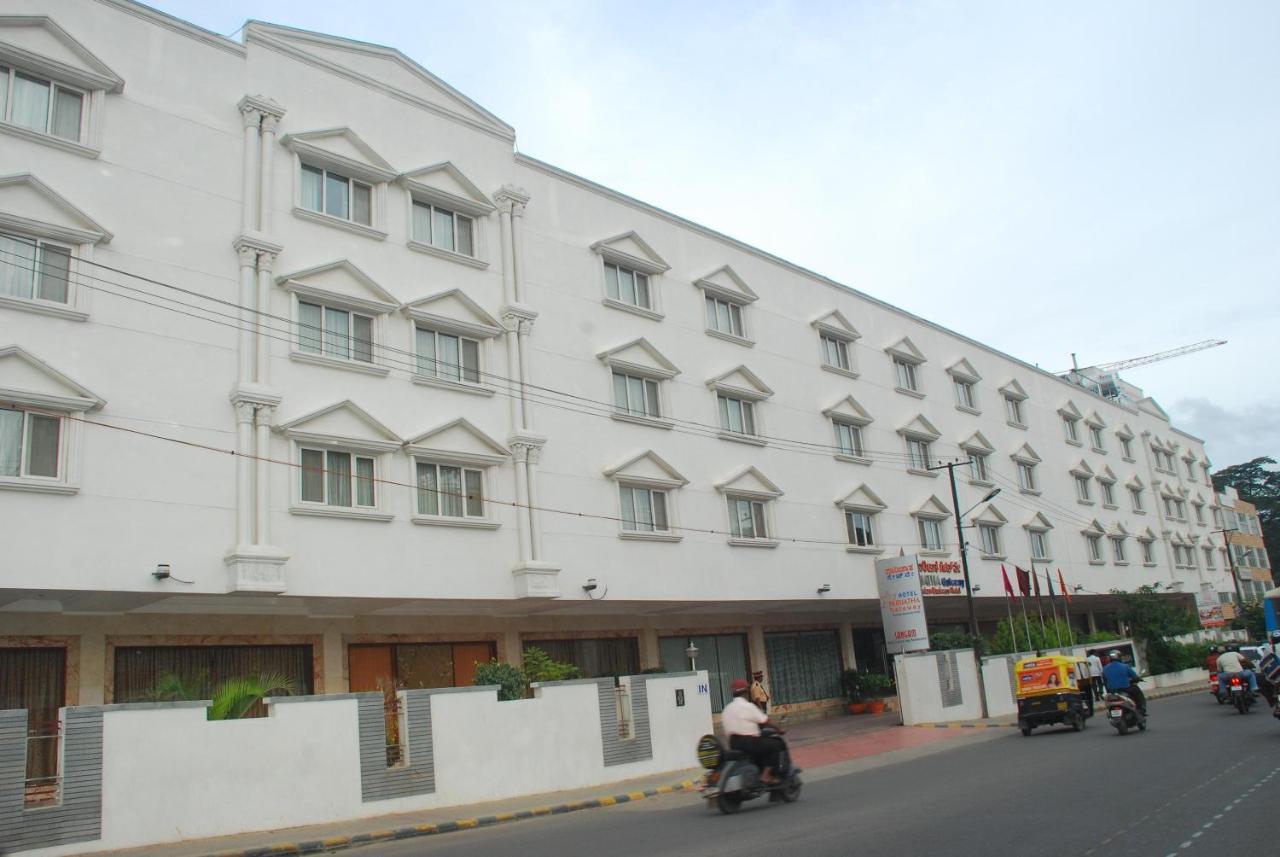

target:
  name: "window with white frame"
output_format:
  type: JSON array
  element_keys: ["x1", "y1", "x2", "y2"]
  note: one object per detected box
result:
[
  {"x1": 1111, "y1": 536, "x2": 1127, "y2": 563},
  {"x1": 1029, "y1": 529, "x2": 1050, "y2": 561},
  {"x1": 1184, "y1": 458, "x2": 1195, "y2": 479},
  {"x1": 707, "y1": 295, "x2": 746, "y2": 339},
  {"x1": 415, "y1": 461, "x2": 485, "y2": 519},
  {"x1": 727, "y1": 495, "x2": 769, "y2": 541},
  {"x1": 845, "y1": 509, "x2": 876, "y2": 548},
  {"x1": 1005, "y1": 395, "x2": 1025, "y2": 426},
  {"x1": 1099, "y1": 479, "x2": 1116, "y2": 507},
  {"x1": 298, "y1": 301, "x2": 374, "y2": 364},
  {"x1": 415, "y1": 327, "x2": 481, "y2": 384},
  {"x1": 718, "y1": 395, "x2": 757, "y2": 437},
  {"x1": 619, "y1": 484, "x2": 670, "y2": 533},
  {"x1": 954, "y1": 378, "x2": 977, "y2": 410},
  {"x1": 1086, "y1": 534, "x2": 1103, "y2": 562},
  {"x1": 906, "y1": 437, "x2": 932, "y2": 471},
  {"x1": 978, "y1": 523, "x2": 1002, "y2": 557},
  {"x1": 300, "y1": 447, "x2": 376, "y2": 508},
  {"x1": 1119, "y1": 435, "x2": 1134, "y2": 459},
  {"x1": 613, "y1": 372, "x2": 662, "y2": 419},
  {"x1": 1075, "y1": 475, "x2": 1092, "y2": 503},
  {"x1": 821, "y1": 334, "x2": 851, "y2": 372},
  {"x1": 917, "y1": 517, "x2": 945, "y2": 552},
  {"x1": 1130, "y1": 486, "x2": 1145, "y2": 512},
  {"x1": 834, "y1": 420, "x2": 864, "y2": 458},
  {"x1": 0, "y1": 66, "x2": 85, "y2": 143},
  {"x1": 1212, "y1": 506, "x2": 1223, "y2": 527},
  {"x1": 0, "y1": 231, "x2": 72, "y2": 305},
  {"x1": 1089, "y1": 425, "x2": 1105, "y2": 451},
  {"x1": 1063, "y1": 415, "x2": 1080, "y2": 443},
  {"x1": 300, "y1": 164, "x2": 372, "y2": 226},
  {"x1": 411, "y1": 201, "x2": 474, "y2": 257},
  {"x1": 894, "y1": 358, "x2": 920, "y2": 392},
  {"x1": 1017, "y1": 460, "x2": 1037, "y2": 492},
  {"x1": 604, "y1": 262, "x2": 652, "y2": 311},
  {"x1": 1163, "y1": 496, "x2": 1176, "y2": 518},
  {"x1": 969, "y1": 452, "x2": 990, "y2": 483},
  {"x1": 1140, "y1": 539, "x2": 1155, "y2": 565},
  {"x1": 1193, "y1": 503, "x2": 1205, "y2": 525},
  {"x1": 0, "y1": 406, "x2": 61, "y2": 479},
  {"x1": 1203, "y1": 546, "x2": 1215, "y2": 569}
]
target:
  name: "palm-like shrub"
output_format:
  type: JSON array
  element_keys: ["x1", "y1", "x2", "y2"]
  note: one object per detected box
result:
[{"x1": 208, "y1": 672, "x2": 299, "y2": 720}]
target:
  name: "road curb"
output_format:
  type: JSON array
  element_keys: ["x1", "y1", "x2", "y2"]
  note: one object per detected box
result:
[
  {"x1": 202, "y1": 780, "x2": 699, "y2": 857},
  {"x1": 910, "y1": 722, "x2": 1017, "y2": 729}
]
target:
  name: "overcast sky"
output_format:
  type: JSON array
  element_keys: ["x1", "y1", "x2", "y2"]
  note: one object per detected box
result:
[{"x1": 153, "y1": 0, "x2": 1280, "y2": 468}]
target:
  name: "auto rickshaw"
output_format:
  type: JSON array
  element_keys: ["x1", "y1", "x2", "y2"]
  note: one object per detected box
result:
[{"x1": 1015, "y1": 654, "x2": 1092, "y2": 736}]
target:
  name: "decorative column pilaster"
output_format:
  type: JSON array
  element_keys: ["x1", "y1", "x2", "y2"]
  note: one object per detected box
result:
[
  {"x1": 254, "y1": 248, "x2": 277, "y2": 386},
  {"x1": 232, "y1": 399, "x2": 256, "y2": 548},
  {"x1": 511, "y1": 442, "x2": 532, "y2": 565},
  {"x1": 501, "y1": 310, "x2": 522, "y2": 430},
  {"x1": 254, "y1": 404, "x2": 274, "y2": 546},
  {"x1": 236, "y1": 100, "x2": 261, "y2": 232},
  {"x1": 257, "y1": 105, "x2": 285, "y2": 232},
  {"x1": 526, "y1": 442, "x2": 544, "y2": 561},
  {"x1": 516, "y1": 316, "x2": 534, "y2": 430},
  {"x1": 510, "y1": 196, "x2": 528, "y2": 303},
  {"x1": 496, "y1": 195, "x2": 516, "y2": 306},
  {"x1": 234, "y1": 242, "x2": 257, "y2": 385}
]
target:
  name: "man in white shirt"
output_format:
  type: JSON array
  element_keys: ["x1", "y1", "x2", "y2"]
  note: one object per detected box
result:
[
  {"x1": 722, "y1": 678, "x2": 783, "y2": 784},
  {"x1": 1086, "y1": 653, "x2": 1105, "y2": 702},
  {"x1": 1216, "y1": 645, "x2": 1258, "y2": 694}
]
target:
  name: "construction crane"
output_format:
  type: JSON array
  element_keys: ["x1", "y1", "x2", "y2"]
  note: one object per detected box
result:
[{"x1": 1063, "y1": 339, "x2": 1227, "y2": 375}]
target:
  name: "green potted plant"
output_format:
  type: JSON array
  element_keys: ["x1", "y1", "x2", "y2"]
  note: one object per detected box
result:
[
  {"x1": 861, "y1": 673, "x2": 895, "y2": 714},
  {"x1": 841, "y1": 669, "x2": 867, "y2": 714}
]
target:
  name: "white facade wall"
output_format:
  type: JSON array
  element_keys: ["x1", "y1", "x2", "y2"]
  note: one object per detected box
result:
[{"x1": 0, "y1": 2, "x2": 1230, "y2": 653}]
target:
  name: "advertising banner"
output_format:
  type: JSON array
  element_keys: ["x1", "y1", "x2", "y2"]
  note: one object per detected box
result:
[
  {"x1": 875, "y1": 555, "x2": 930, "y2": 654},
  {"x1": 918, "y1": 557, "x2": 966, "y2": 596},
  {"x1": 1196, "y1": 590, "x2": 1226, "y2": 629}
]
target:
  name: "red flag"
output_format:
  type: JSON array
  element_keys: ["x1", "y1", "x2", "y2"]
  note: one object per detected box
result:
[
  {"x1": 1058, "y1": 569, "x2": 1072, "y2": 603},
  {"x1": 1001, "y1": 565, "x2": 1014, "y2": 598},
  {"x1": 1015, "y1": 566, "x2": 1031, "y2": 597},
  {"x1": 1046, "y1": 569, "x2": 1057, "y2": 599}
]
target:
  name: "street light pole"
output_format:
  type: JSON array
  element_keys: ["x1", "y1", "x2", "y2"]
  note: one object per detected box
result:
[{"x1": 1213, "y1": 527, "x2": 1244, "y2": 609}]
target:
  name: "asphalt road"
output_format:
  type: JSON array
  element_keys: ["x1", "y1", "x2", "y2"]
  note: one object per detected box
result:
[{"x1": 358, "y1": 692, "x2": 1279, "y2": 857}]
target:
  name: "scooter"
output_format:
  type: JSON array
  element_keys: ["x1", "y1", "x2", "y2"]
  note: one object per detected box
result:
[
  {"x1": 1106, "y1": 690, "x2": 1146, "y2": 735},
  {"x1": 1225, "y1": 673, "x2": 1254, "y2": 715},
  {"x1": 696, "y1": 725, "x2": 802, "y2": 814},
  {"x1": 1209, "y1": 672, "x2": 1224, "y2": 704}
]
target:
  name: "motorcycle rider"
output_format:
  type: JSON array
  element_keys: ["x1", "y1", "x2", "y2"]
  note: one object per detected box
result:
[
  {"x1": 1102, "y1": 650, "x2": 1146, "y2": 714},
  {"x1": 722, "y1": 678, "x2": 784, "y2": 785},
  {"x1": 1256, "y1": 631, "x2": 1280, "y2": 706},
  {"x1": 1205, "y1": 645, "x2": 1220, "y2": 673},
  {"x1": 1216, "y1": 643, "x2": 1259, "y2": 697}
]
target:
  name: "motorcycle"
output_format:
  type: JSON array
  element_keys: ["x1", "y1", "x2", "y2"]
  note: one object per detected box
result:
[
  {"x1": 1209, "y1": 672, "x2": 1225, "y2": 704},
  {"x1": 696, "y1": 725, "x2": 802, "y2": 814},
  {"x1": 1106, "y1": 690, "x2": 1146, "y2": 735},
  {"x1": 1225, "y1": 673, "x2": 1253, "y2": 715}
]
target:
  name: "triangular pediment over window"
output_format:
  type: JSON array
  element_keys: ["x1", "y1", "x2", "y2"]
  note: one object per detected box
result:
[
  {"x1": 1024, "y1": 511, "x2": 1053, "y2": 531},
  {"x1": 275, "y1": 400, "x2": 402, "y2": 452},
  {"x1": 276, "y1": 260, "x2": 399, "y2": 315},
  {"x1": 811, "y1": 310, "x2": 859, "y2": 341},
  {"x1": 1082, "y1": 520, "x2": 1106, "y2": 536},
  {"x1": 404, "y1": 417, "x2": 508, "y2": 465},
  {"x1": 280, "y1": 127, "x2": 398, "y2": 183},
  {"x1": 913, "y1": 494, "x2": 952, "y2": 519},
  {"x1": 714, "y1": 465, "x2": 782, "y2": 499},
  {"x1": 1069, "y1": 459, "x2": 1094, "y2": 477},
  {"x1": 402, "y1": 289, "x2": 502, "y2": 338},
  {"x1": 1098, "y1": 465, "x2": 1117, "y2": 482},
  {"x1": 835, "y1": 483, "x2": 886, "y2": 511},
  {"x1": 822, "y1": 395, "x2": 873, "y2": 425},
  {"x1": 0, "y1": 174, "x2": 112, "y2": 244},
  {"x1": 1116, "y1": 424, "x2": 1134, "y2": 440},
  {"x1": 597, "y1": 338, "x2": 680, "y2": 379},
  {"x1": 706, "y1": 365, "x2": 772, "y2": 398},
  {"x1": 972, "y1": 504, "x2": 1007, "y2": 526},
  {"x1": 0, "y1": 16, "x2": 124, "y2": 92},
  {"x1": 1058, "y1": 400, "x2": 1083, "y2": 420},
  {"x1": 695, "y1": 265, "x2": 757, "y2": 303},
  {"x1": 1138, "y1": 397, "x2": 1171, "y2": 422},
  {"x1": 1126, "y1": 474, "x2": 1144, "y2": 490},
  {"x1": 1085, "y1": 410, "x2": 1106, "y2": 428},
  {"x1": 947, "y1": 358, "x2": 981, "y2": 381},
  {"x1": 960, "y1": 430, "x2": 994, "y2": 453},
  {"x1": 246, "y1": 23, "x2": 514, "y2": 141},
  {"x1": 398, "y1": 162, "x2": 495, "y2": 217},
  {"x1": 0, "y1": 344, "x2": 104, "y2": 411},
  {"x1": 1109, "y1": 522, "x2": 1130, "y2": 537},
  {"x1": 884, "y1": 336, "x2": 926, "y2": 364},
  {"x1": 999, "y1": 378, "x2": 1028, "y2": 400},
  {"x1": 604, "y1": 449, "x2": 689, "y2": 488},
  {"x1": 1011, "y1": 443, "x2": 1042, "y2": 464},
  {"x1": 590, "y1": 231, "x2": 670, "y2": 274},
  {"x1": 897, "y1": 414, "x2": 941, "y2": 440},
  {"x1": 1137, "y1": 527, "x2": 1157, "y2": 542}
]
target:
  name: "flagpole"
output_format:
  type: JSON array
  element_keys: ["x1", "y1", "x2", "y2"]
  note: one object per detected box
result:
[
  {"x1": 1001, "y1": 566, "x2": 1020, "y2": 653},
  {"x1": 1059, "y1": 570, "x2": 1076, "y2": 647},
  {"x1": 1045, "y1": 569, "x2": 1065, "y2": 650},
  {"x1": 1020, "y1": 594, "x2": 1034, "y2": 652},
  {"x1": 1030, "y1": 558, "x2": 1048, "y2": 641}
]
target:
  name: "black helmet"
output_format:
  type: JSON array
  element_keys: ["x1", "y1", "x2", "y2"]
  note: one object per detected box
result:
[
  {"x1": 1269, "y1": 630, "x2": 1280, "y2": 643},
  {"x1": 1227, "y1": 643, "x2": 1240, "y2": 652},
  {"x1": 1209, "y1": 645, "x2": 1220, "y2": 653}
]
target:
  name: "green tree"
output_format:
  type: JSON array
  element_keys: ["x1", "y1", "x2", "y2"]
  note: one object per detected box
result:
[
  {"x1": 1232, "y1": 601, "x2": 1266, "y2": 639},
  {"x1": 473, "y1": 659, "x2": 527, "y2": 701},
  {"x1": 521, "y1": 646, "x2": 584, "y2": 683},
  {"x1": 207, "y1": 672, "x2": 298, "y2": 720},
  {"x1": 1212, "y1": 457, "x2": 1280, "y2": 567},
  {"x1": 986, "y1": 618, "x2": 1078, "y2": 655},
  {"x1": 1113, "y1": 585, "x2": 1200, "y2": 673}
]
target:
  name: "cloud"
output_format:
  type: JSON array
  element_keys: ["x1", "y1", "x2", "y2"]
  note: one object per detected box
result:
[{"x1": 1168, "y1": 398, "x2": 1280, "y2": 467}]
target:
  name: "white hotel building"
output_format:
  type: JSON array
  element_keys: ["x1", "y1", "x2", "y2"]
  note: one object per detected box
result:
[{"x1": 0, "y1": 1, "x2": 1236, "y2": 723}]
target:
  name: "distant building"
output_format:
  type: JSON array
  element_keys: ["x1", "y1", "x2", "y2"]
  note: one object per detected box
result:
[{"x1": 1216, "y1": 486, "x2": 1273, "y2": 608}]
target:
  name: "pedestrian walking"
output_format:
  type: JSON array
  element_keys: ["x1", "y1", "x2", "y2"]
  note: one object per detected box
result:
[
  {"x1": 750, "y1": 670, "x2": 770, "y2": 713},
  {"x1": 1086, "y1": 651, "x2": 1104, "y2": 702}
]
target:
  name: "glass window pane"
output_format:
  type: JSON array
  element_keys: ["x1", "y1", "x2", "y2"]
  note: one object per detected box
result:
[
  {"x1": 464, "y1": 469, "x2": 484, "y2": 517},
  {"x1": 461, "y1": 338, "x2": 480, "y2": 383},
  {"x1": 323, "y1": 307, "x2": 350, "y2": 359},
  {"x1": 456, "y1": 216, "x2": 474, "y2": 256},
  {"x1": 300, "y1": 165, "x2": 324, "y2": 212},
  {"x1": 620, "y1": 486, "x2": 636, "y2": 530},
  {"x1": 717, "y1": 395, "x2": 730, "y2": 431},
  {"x1": 730, "y1": 303, "x2": 743, "y2": 336},
  {"x1": 743, "y1": 401, "x2": 756, "y2": 435},
  {"x1": 326, "y1": 451, "x2": 352, "y2": 507},
  {"x1": 652, "y1": 491, "x2": 668, "y2": 531},
  {"x1": 300, "y1": 449, "x2": 325, "y2": 502},
  {"x1": 432, "y1": 207, "x2": 454, "y2": 250},
  {"x1": 355, "y1": 457, "x2": 375, "y2": 507},
  {"x1": 324, "y1": 171, "x2": 349, "y2": 219},
  {"x1": 705, "y1": 296, "x2": 718, "y2": 329},
  {"x1": 439, "y1": 465, "x2": 463, "y2": 516},
  {"x1": 0, "y1": 408, "x2": 23, "y2": 476},
  {"x1": 724, "y1": 398, "x2": 742, "y2": 433},
  {"x1": 752, "y1": 502, "x2": 767, "y2": 539},
  {"x1": 412, "y1": 201, "x2": 432, "y2": 243},
  {"x1": 25, "y1": 414, "x2": 59, "y2": 477},
  {"x1": 0, "y1": 65, "x2": 8, "y2": 120},
  {"x1": 626, "y1": 376, "x2": 644, "y2": 415},
  {"x1": 51, "y1": 87, "x2": 82, "y2": 141},
  {"x1": 617, "y1": 268, "x2": 635, "y2": 305},
  {"x1": 417, "y1": 462, "x2": 439, "y2": 515},
  {"x1": 439, "y1": 333, "x2": 461, "y2": 381},
  {"x1": 633, "y1": 488, "x2": 654, "y2": 531},
  {"x1": 644, "y1": 379, "x2": 660, "y2": 417},
  {"x1": 0, "y1": 233, "x2": 37, "y2": 299},
  {"x1": 416, "y1": 328, "x2": 436, "y2": 375},
  {"x1": 351, "y1": 314, "x2": 373, "y2": 363},
  {"x1": 635, "y1": 273, "x2": 650, "y2": 308},
  {"x1": 37, "y1": 244, "x2": 70, "y2": 303},
  {"x1": 613, "y1": 373, "x2": 628, "y2": 411},
  {"x1": 351, "y1": 182, "x2": 372, "y2": 225},
  {"x1": 11, "y1": 73, "x2": 50, "y2": 132},
  {"x1": 604, "y1": 264, "x2": 619, "y2": 300},
  {"x1": 715, "y1": 300, "x2": 731, "y2": 333}
]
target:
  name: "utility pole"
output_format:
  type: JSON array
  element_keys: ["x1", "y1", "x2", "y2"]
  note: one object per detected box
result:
[
  {"x1": 928, "y1": 458, "x2": 990, "y2": 719},
  {"x1": 1213, "y1": 527, "x2": 1244, "y2": 609}
]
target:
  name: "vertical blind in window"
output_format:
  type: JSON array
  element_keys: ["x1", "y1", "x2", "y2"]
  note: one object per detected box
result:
[
  {"x1": 659, "y1": 634, "x2": 749, "y2": 713},
  {"x1": 112, "y1": 645, "x2": 315, "y2": 703},
  {"x1": 535, "y1": 638, "x2": 641, "y2": 679},
  {"x1": 764, "y1": 631, "x2": 842, "y2": 704},
  {"x1": 0, "y1": 233, "x2": 71, "y2": 303}
]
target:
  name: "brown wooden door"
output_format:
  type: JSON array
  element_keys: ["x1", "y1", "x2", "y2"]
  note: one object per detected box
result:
[
  {"x1": 451, "y1": 642, "x2": 495, "y2": 688},
  {"x1": 348, "y1": 645, "x2": 394, "y2": 692}
]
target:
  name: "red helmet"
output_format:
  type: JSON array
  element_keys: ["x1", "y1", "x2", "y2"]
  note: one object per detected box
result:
[{"x1": 730, "y1": 678, "x2": 750, "y2": 694}]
